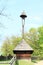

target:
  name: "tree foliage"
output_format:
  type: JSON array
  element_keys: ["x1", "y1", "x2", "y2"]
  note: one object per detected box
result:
[
  {"x1": 1, "y1": 36, "x2": 21, "y2": 56},
  {"x1": 24, "y1": 28, "x2": 39, "y2": 56},
  {"x1": 38, "y1": 26, "x2": 43, "y2": 57}
]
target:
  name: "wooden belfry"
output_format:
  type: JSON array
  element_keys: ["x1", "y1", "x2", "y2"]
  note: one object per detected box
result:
[{"x1": 13, "y1": 11, "x2": 33, "y2": 60}]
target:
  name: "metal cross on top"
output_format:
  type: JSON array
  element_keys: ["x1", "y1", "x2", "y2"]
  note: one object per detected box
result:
[{"x1": 20, "y1": 11, "x2": 27, "y2": 39}]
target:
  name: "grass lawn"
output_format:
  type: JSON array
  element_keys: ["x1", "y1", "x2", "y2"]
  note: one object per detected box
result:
[
  {"x1": 0, "y1": 60, "x2": 10, "y2": 65},
  {"x1": 0, "y1": 63, "x2": 9, "y2": 65},
  {"x1": 14, "y1": 59, "x2": 34, "y2": 65},
  {"x1": 0, "y1": 60, "x2": 43, "y2": 65}
]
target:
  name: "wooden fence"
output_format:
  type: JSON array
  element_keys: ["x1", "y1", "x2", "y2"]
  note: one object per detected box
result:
[{"x1": 0, "y1": 56, "x2": 16, "y2": 65}]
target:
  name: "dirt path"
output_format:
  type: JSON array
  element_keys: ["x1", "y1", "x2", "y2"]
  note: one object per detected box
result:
[{"x1": 35, "y1": 60, "x2": 43, "y2": 65}]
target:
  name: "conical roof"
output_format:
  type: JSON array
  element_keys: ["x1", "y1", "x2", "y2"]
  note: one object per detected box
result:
[{"x1": 14, "y1": 39, "x2": 33, "y2": 51}]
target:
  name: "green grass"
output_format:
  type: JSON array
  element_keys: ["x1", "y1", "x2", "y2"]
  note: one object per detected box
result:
[
  {"x1": 15, "y1": 59, "x2": 34, "y2": 65},
  {"x1": 0, "y1": 60, "x2": 10, "y2": 65},
  {"x1": 0, "y1": 64, "x2": 9, "y2": 65},
  {"x1": 0, "y1": 59, "x2": 34, "y2": 65},
  {"x1": 0, "y1": 60, "x2": 10, "y2": 62}
]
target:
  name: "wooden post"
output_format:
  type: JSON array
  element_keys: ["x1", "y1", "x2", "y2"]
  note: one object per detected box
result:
[{"x1": 22, "y1": 19, "x2": 25, "y2": 39}]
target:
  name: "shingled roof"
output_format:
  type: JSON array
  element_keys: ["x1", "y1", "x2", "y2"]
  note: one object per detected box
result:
[{"x1": 14, "y1": 39, "x2": 33, "y2": 51}]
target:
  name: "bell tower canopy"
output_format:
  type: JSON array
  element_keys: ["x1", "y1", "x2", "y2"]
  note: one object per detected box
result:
[{"x1": 20, "y1": 11, "x2": 27, "y2": 19}]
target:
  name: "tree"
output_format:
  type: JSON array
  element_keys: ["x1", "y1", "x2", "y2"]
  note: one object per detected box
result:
[
  {"x1": 1, "y1": 36, "x2": 22, "y2": 57},
  {"x1": 38, "y1": 26, "x2": 43, "y2": 57},
  {"x1": 10, "y1": 36, "x2": 22, "y2": 49},
  {"x1": 1, "y1": 38, "x2": 13, "y2": 56},
  {"x1": 24, "y1": 28, "x2": 39, "y2": 56}
]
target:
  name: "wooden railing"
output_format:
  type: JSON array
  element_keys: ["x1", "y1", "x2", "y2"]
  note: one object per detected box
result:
[
  {"x1": 10, "y1": 56, "x2": 16, "y2": 65},
  {"x1": 0, "y1": 56, "x2": 16, "y2": 65}
]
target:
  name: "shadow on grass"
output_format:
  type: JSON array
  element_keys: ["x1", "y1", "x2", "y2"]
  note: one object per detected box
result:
[
  {"x1": 32, "y1": 60, "x2": 37, "y2": 63},
  {"x1": 15, "y1": 60, "x2": 19, "y2": 65}
]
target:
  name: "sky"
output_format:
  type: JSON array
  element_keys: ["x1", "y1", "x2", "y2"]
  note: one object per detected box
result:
[{"x1": 0, "y1": 0, "x2": 43, "y2": 46}]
